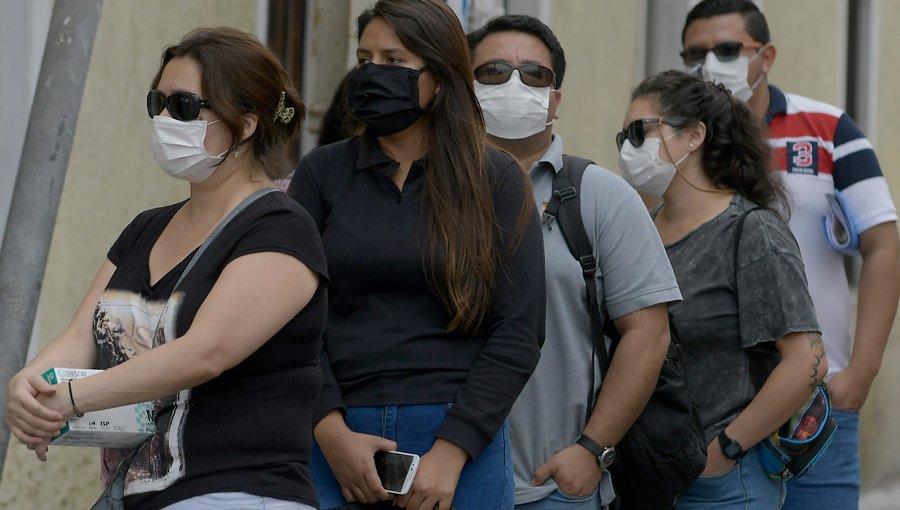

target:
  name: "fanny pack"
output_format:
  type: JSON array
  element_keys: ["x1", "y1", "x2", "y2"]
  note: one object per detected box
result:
[{"x1": 759, "y1": 383, "x2": 838, "y2": 481}]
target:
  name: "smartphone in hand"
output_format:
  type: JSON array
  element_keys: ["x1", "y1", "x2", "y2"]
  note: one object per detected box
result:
[{"x1": 374, "y1": 450, "x2": 420, "y2": 495}]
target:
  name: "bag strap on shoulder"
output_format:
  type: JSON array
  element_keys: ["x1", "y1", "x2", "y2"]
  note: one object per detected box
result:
[{"x1": 549, "y1": 155, "x2": 614, "y2": 420}]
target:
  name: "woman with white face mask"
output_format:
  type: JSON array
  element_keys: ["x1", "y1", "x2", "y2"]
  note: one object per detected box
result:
[
  {"x1": 617, "y1": 70, "x2": 827, "y2": 510},
  {"x1": 5, "y1": 27, "x2": 328, "y2": 510}
]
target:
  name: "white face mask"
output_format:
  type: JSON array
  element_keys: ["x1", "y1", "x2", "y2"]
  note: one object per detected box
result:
[
  {"x1": 151, "y1": 116, "x2": 227, "y2": 183},
  {"x1": 474, "y1": 70, "x2": 552, "y2": 140},
  {"x1": 700, "y1": 52, "x2": 763, "y2": 102},
  {"x1": 617, "y1": 133, "x2": 689, "y2": 197}
]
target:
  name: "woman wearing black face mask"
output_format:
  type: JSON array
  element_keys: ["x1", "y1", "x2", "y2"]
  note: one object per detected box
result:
[{"x1": 287, "y1": 1, "x2": 544, "y2": 509}]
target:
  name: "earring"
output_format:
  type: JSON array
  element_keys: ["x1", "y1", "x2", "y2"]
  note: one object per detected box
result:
[
  {"x1": 689, "y1": 143, "x2": 694, "y2": 151},
  {"x1": 233, "y1": 149, "x2": 240, "y2": 159}
]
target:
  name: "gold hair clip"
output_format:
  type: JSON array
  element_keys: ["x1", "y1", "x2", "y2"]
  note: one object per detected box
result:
[{"x1": 273, "y1": 91, "x2": 295, "y2": 124}]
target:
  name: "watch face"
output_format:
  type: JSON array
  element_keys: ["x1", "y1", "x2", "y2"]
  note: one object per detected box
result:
[{"x1": 598, "y1": 448, "x2": 616, "y2": 468}]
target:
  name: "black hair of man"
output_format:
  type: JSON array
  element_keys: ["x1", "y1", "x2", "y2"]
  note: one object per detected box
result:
[
  {"x1": 467, "y1": 14, "x2": 566, "y2": 89},
  {"x1": 682, "y1": 0, "x2": 771, "y2": 45}
]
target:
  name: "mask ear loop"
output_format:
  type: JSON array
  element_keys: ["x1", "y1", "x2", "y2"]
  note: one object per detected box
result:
[{"x1": 660, "y1": 130, "x2": 731, "y2": 195}]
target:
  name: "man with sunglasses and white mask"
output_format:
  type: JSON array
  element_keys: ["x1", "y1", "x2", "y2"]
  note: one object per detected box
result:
[
  {"x1": 682, "y1": 2, "x2": 900, "y2": 510},
  {"x1": 468, "y1": 15, "x2": 682, "y2": 510}
]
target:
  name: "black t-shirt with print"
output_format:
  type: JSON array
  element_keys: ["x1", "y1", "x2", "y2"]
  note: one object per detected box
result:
[{"x1": 94, "y1": 191, "x2": 327, "y2": 510}]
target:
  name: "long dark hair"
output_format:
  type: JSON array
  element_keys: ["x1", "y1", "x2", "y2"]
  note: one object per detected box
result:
[
  {"x1": 632, "y1": 70, "x2": 790, "y2": 216},
  {"x1": 151, "y1": 27, "x2": 304, "y2": 179},
  {"x1": 358, "y1": 0, "x2": 531, "y2": 333}
]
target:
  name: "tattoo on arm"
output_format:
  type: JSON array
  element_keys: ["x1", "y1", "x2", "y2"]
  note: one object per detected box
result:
[{"x1": 808, "y1": 334, "x2": 825, "y2": 388}]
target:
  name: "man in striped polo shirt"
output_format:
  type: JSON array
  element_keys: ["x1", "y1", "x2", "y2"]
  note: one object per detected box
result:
[{"x1": 681, "y1": 1, "x2": 899, "y2": 509}]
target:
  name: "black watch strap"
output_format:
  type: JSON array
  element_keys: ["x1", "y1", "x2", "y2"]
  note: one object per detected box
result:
[
  {"x1": 576, "y1": 433, "x2": 608, "y2": 456},
  {"x1": 717, "y1": 431, "x2": 745, "y2": 460}
]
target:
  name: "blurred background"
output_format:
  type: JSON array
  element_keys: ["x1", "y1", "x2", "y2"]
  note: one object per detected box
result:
[{"x1": 1, "y1": 0, "x2": 897, "y2": 507}]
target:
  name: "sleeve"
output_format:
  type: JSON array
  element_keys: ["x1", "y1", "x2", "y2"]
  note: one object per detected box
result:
[
  {"x1": 832, "y1": 113, "x2": 897, "y2": 233},
  {"x1": 582, "y1": 166, "x2": 682, "y2": 319},
  {"x1": 287, "y1": 156, "x2": 326, "y2": 233},
  {"x1": 736, "y1": 210, "x2": 821, "y2": 347},
  {"x1": 436, "y1": 156, "x2": 545, "y2": 459},
  {"x1": 106, "y1": 208, "x2": 159, "y2": 266},
  {"x1": 287, "y1": 156, "x2": 345, "y2": 423}
]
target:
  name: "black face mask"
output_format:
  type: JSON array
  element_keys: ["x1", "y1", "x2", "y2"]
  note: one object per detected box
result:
[{"x1": 348, "y1": 63, "x2": 427, "y2": 136}]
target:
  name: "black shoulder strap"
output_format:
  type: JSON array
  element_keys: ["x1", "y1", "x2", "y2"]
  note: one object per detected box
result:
[
  {"x1": 732, "y1": 205, "x2": 773, "y2": 392},
  {"x1": 548, "y1": 155, "x2": 613, "y2": 420}
]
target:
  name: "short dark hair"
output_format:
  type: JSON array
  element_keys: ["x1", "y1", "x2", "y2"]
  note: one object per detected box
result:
[
  {"x1": 682, "y1": 0, "x2": 771, "y2": 45},
  {"x1": 466, "y1": 14, "x2": 566, "y2": 89}
]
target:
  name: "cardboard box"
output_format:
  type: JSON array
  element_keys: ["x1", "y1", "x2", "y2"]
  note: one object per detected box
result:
[{"x1": 41, "y1": 367, "x2": 156, "y2": 448}]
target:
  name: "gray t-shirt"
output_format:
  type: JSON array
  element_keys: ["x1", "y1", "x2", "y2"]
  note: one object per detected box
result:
[
  {"x1": 663, "y1": 194, "x2": 820, "y2": 444},
  {"x1": 510, "y1": 136, "x2": 682, "y2": 505}
]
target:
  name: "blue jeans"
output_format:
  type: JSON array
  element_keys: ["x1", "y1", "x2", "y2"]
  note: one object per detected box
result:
[
  {"x1": 675, "y1": 446, "x2": 785, "y2": 510},
  {"x1": 782, "y1": 408, "x2": 860, "y2": 510},
  {"x1": 310, "y1": 403, "x2": 514, "y2": 510},
  {"x1": 515, "y1": 487, "x2": 604, "y2": 510}
]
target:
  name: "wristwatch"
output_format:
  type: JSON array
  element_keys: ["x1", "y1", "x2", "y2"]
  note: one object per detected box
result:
[
  {"x1": 717, "y1": 431, "x2": 745, "y2": 460},
  {"x1": 576, "y1": 434, "x2": 616, "y2": 469}
]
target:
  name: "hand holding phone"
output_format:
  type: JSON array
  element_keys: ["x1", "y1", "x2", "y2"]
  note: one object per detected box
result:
[{"x1": 374, "y1": 450, "x2": 420, "y2": 495}]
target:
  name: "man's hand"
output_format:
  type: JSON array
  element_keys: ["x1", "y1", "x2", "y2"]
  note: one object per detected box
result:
[
  {"x1": 531, "y1": 444, "x2": 602, "y2": 497},
  {"x1": 314, "y1": 411, "x2": 397, "y2": 504},
  {"x1": 394, "y1": 438, "x2": 467, "y2": 510}
]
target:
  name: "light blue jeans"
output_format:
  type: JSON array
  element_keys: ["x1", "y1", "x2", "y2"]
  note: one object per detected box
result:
[
  {"x1": 675, "y1": 446, "x2": 785, "y2": 510},
  {"x1": 310, "y1": 403, "x2": 515, "y2": 510},
  {"x1": 515, "y1": 487, "x2": 605, "y2": 510},
  {"x1": 782, "y1": 408, "x2": 860, "y2": 510},
  {"x1": 159, "y1": 492, "x2": 315, "y2": 509}
]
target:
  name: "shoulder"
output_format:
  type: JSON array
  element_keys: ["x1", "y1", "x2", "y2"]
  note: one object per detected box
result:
[
  {"x1": 297, "y1": 137, "x2": 360, "y2": 181},
  {"x1": 578, "y1": 162, "x2": 647, "y2": 218},
  {"x1": 733, "y1": 200, "x2": 801, "y2": 266},
  {"x1": 485, "y1": 145, "x2": 526, "y2": 190},
  {"x1": 230, "y1": 191, "x2": 328, "y2": 277},
  {"x1": 783, "y1": 92, "x2": 845, "y2": 119}
]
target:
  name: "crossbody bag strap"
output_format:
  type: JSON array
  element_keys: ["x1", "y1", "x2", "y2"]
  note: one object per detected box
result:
[
  {"x1": 173, "y1": 187, "x2": 278, "y2": 291},
  {"x1": 732, "y1": 205, "x2": 772, "y2": 392},
  {"x1": 112, "y1": 186, "x2": 278, "y2": 477}
]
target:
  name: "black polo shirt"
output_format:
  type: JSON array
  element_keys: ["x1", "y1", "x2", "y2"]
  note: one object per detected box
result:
[{"x1": 288, "y1": 133, "x2": 545, "y2": 458}]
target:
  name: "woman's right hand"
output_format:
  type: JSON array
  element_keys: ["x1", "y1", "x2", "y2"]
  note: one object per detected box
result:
[
  {"x1": 5, "y1": 371, "x2": 66, "y2": 455},
  {"x1": 701, "y1": 436, "x2": 736, "y2": 477},
  {"x1": 314, "y1": 410, "x2": 398, "y2": 504}
]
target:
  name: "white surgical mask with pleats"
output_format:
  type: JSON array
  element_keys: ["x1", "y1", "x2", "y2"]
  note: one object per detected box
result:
[
  {"x1": 700, "y1": 52, "x2": 763, "y2": 103},
  {"x1": 474, "y1": 70, "x2": 552, "y2": 140},
  {"x1": 617, "y1": 133, "x2": 689, "y2": 197},
  {"x1": 152, "y1": 116, "x2": 227, "y2": 183}
]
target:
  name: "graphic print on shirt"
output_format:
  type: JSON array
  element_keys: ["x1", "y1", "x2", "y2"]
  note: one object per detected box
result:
[
  {"x1": 93, "y1": 289, "x2": 190, "y2": 495},
  {"x1": 786, "y1": 140, "x2": 819, "y2": 175}
]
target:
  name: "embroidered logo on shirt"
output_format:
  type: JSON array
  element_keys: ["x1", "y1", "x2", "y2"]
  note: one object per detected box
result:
[{"x1": 786, "y1": 141, "x2": 818, "y2": 176}]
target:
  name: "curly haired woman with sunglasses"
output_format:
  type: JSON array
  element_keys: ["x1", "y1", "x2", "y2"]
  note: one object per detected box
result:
[
  {"x1": 288, "y1": 1, "x2": 545, "y2": 509},
  {"x1": 5, "y1": 27, "x2": 327, "y2": 510},
  {"x1": 616, "y1": 70, "x2": 827, "y2": 510}
]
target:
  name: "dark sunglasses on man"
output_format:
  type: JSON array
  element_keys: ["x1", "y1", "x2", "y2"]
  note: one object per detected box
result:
[
  {"x1": 680, "y1": 41, "x2": 764, "y2": 67},
  {"x1": 615, "y1": 117, "x2": 685, "y2": 151},
  {"x1": 147, "y1": 90, "x2": 211, "y2": 122},
  {"x1": 473, "y1": 62, "x2": 556, "y2": 88}
]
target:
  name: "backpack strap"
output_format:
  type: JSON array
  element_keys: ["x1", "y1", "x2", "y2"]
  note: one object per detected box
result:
[{"x1": 549, "y1": 155, "x2": 612, "y2": 420}]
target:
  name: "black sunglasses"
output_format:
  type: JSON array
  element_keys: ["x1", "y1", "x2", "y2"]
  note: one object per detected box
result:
[
  {"x1": 146, "y1": 90, "x2": 211, "y2": 121},
  {"x1": 680, "y1": 41, "x2": 764, "y2": 66},
  {"x1": 616, "y1": 118, "x2": 686, "y2": 151},
  {"x1": 474, "y1": 62, "x2": 556, "y2": 88}
]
